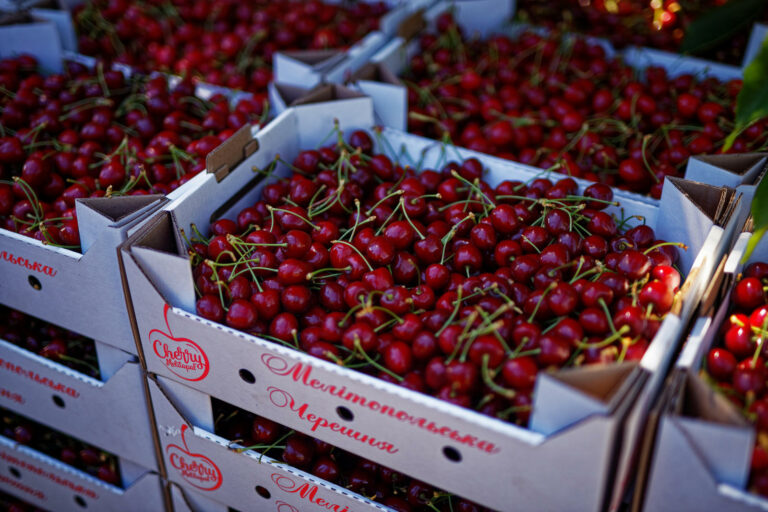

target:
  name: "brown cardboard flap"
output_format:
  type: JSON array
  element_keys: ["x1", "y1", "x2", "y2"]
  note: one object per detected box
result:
[
  {"x1": 272, "y1": 82, "x2": 312, "y2": 105},
  {"x1": 292, "y1": 83, "x2": 367, "y2": 106},
  {"x1": 630, "y1": 369, "x2": 687, "y2": 512},
  {"x1": 397, "y1": 8, "x2": 426, "y2": 40},
  {"x1": 279, "y1": 49, "x2": 342, "y2": 67},
  {"x1": 555, "y1": 361, "x2": 639, "y2": 403},
  {"x1": 131, "y1": 211, "x2": 181, "y2": 255},
  {"x1": 666, "y1": 177, "x2": 734, "y2": 225},
  {"x1": 205, "y1": 124, "x2": 259, "y2": 182},
  {"x1": 694, "y1": 153, "x2": 767, "y2": 176},
  {"x1": 531, "y1": 362, "x2": 639, "y2": 435},
  {"x1": 698, "y1": 255, "x2": 729, "y2": 318},
  {"x1": 78, "y1": 194, "x2": 164, "y2": 223},
  {"x1": 681, "y1": 371, "x2": 750, "y2": 427},
  {"x1": 351, "y1": 62, "x2": 403, "y2": 86}
]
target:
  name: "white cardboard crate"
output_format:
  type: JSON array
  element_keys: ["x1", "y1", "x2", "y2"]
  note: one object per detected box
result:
[
  {"x1": 0, "y1": 433, "x2": 164, "y2": 512},
  {"x1": 0, "y1": 335, "x2": 158, "y2": 470},
  {"x1": 272, "y1": 0, "x2": 432, "y2": 89},
  {"x1": 0, "y1": 39, "x2": 255, "y2": 355},
  {"x1": 121, "y1": 98, "x2": 739, "y2": 511},
  {"x1": 638, "y1": 232, "x2": 768, "y2": 512},
  {"x1": 150, "y1": 375, "x2": 403, "y2": 512}
]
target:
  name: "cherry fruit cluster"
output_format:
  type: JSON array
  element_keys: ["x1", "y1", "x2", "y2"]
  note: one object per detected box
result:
[
  {"x1": 214, "y1": 399, "x2": 489, "y2": 512},
  {"x1": 705, "y1": 262, "x2": 768, "y2": 497},
  {"x1": 0, "y1": 306, "x2": 100, "y2": 379},
  {"x1": 74, "y1": 0, "x2": 388, "y2": 93},
  {"x1": 516, "y1": 0, "x2": 768, "y2": 64},
  {"x1": 0, "y1": 55, "x2": 263, "y2": 250},
  {"x1": 1, "y1": 408, "x2": 120, "y2": 485},
  {"x1": 404, "y1": 14, "x2": 767, "y2": 197},
  {"x1": 189, "y1": 128, "x2": 684, "y2": 428}
]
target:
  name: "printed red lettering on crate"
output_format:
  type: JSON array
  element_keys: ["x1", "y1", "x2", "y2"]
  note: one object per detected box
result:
[
  {"x1": 271, "y1": 473, "x2": 351, "y2": 512},
  {"x1": 261, "y1": 354, "x2": 501, "y2": 454},
  {"x1": 0, "y1": 250, "x2": 57, "y2": 276},
  {"x1": 275, "y1": 501, "x2": 300, "y2": 512},
  {"x1": 266, "y1": 386, "x2": 398, "y2": 454},
  {"x1": 150, "y1": 304, "x2": 210, "y2": 381},
  {"x1": 166, "y1": 425, "x2": 222, "y2": 491}
]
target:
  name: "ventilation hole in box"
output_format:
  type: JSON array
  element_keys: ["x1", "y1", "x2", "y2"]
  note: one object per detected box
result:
[
  {"x1": 239, "y1": 369, "x2": 256, "y2": 384},
  {"x1": 52, "y1": 395, "x2": 65, "y2": 408},
  {"x1": 74, "y1": 495, "x2": 87, "y2": 508},
  {"x1": 336, "y1": 406, "x2": 354, "y2": 421},
  {"x1": 255, "y1": 485, "x2": 271, "y2": 499},
  {"x1": 28, "y1": 276, "x2": 41, "y2": 290},
  {"x1": 442, "y1": 446, "x2": 462, "y2": 462},
  {"x1": 9, "y1": 467, "x2": 21, "y2": 479}
]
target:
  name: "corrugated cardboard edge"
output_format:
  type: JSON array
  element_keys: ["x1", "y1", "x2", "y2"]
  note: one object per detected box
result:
[
  {"x1": 396, "y1": 8, "x2": 426, "y2": 40},
  {"x1": 205, "y1": 124, "x2": 259, "y2": 182},
  {"x1": 630, "y1": 369, "x2": 686, "y2": 512},
  {"x1": 117, "y1": 210, "x2": 171, "y2": 496},
  {"x1": 350, "y1": 61, "x2": 403, "y2": 86},
  {"x1": 291, "y1": 83, "x2": 367, "y2": 106}
]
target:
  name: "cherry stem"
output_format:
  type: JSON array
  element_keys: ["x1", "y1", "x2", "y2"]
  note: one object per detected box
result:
[
  {"x1": 597, "y1": 297, "x2": 617, "y2": 335},
  {"x1": 527, "y1": 282, "x2": 556, "y2": 323},
  {"x1": 640, "y1": 135, "x2": 660, "y2": 184},
  {"x1": 642, "y1": 241, "x2": 688, "y2": 255},
  {"x1": 436, "y1": 286, "x2": 463, "y2": 336},
  {"x1": 575, "y1": 325, "x2": 631, "y2": 350},
  {"x1": 399, "y1": 197, "x2": 425, "y2": 240},
  {"x1": 366, "y1": 189, "x2": 403, "y2": 216},
  {"x1": 354, "y1": 339, "x2": 404, "y2": 382},
  {"x1": 305, "y1": 266, "x2": 351, "y2": 281},
  {"x1": 481, "y1": 354, "x2": 516, "y2": 399},
  {"x1": 267, "y1": 206, "x2": 319, "y2": 230},
  {"x1": 331, "y1": 240, "x2": 373, "y2": 271}
]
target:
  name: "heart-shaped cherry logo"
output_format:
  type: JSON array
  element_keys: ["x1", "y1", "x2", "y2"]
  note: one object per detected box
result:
[
  {"x1": 166, "y1": 425, "x2": 222, "y2": 491},
  {"x1": 150, "y1": 304, "x2": 210, "y2": 381}
]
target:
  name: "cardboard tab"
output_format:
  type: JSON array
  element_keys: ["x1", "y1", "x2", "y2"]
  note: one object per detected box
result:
[
  {"x1": 686, "y1": 153, "x2": 768, "y2": 189},
  {"x1": 273, "y1": 49, "x2": 343, "y2": 88},
  {"x1": 396, "y1": 8, "x2": 426, "y2": 40},
  {"x1": 531, "y1": 363, "x2": 636, "y2": 435},
  {"x1": 206, "y1": 124, "x2": 259, "y2": 182}
]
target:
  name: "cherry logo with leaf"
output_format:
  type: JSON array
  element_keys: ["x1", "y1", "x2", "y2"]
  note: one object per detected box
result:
[
  {"x1": 150, "y1": 304, "x2": 210, "y2": 381},
  {"x1": 166, "y1": 425, "x2": 222, "y2": 491}
]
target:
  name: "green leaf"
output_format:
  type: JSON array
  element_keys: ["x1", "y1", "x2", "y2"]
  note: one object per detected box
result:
[
  {"x1": 722, "y1": 35, "x2": 768, "y2": 151},
  {"x1": 681, "y1": 0, "x2": 764, "y2": 55},
  {"x1": 734, "y1": 36, "x2": 768, "y2": 129},
  {"x1": 742, "y1": 227, "x2": 767, "y2": 264},
  {"x1": 742, "y1": 175, "x2": 768, "y2": 263}
]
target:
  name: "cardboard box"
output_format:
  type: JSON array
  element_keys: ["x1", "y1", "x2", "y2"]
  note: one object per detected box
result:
[
  {"x1": 343, "y1": 62, "x2": 408, "y2": 130},
  {"x1": 0, "y1": 433, "x2": 164, "y2": 512},
  {"x1": 267, "y1": 82, "x2": 369, "y2": 120},
  {"x1": 0, "y1": 13, "x2": 63, "y2": 72},
  {"x1": 635, "y1": 231, "x2": 768, "y2": 512},
  {"x1": 0, "y1": 195, "x2": 165, "y2": 356},
  {"x1": 150, "y1": 374, "x2": 403, "y2": 512},
  {"x1": 684, "y1": 153, "x2": 767, "y2": 230},
  {"x1": 121, "y1": 97, "x2": 739, "y2": 510},
  {"x1": 0, "y1": 46, "x2": 253, "y2": 355},
  {"x1": 272, "y1": 0, "x2": 428, "y2": 89},
  {"x1": 0, "y1": 336, "x2": 158, "y2": 470},
  {"x1": 169, "y1": 481, "x2": 227, "y2": 512}
]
